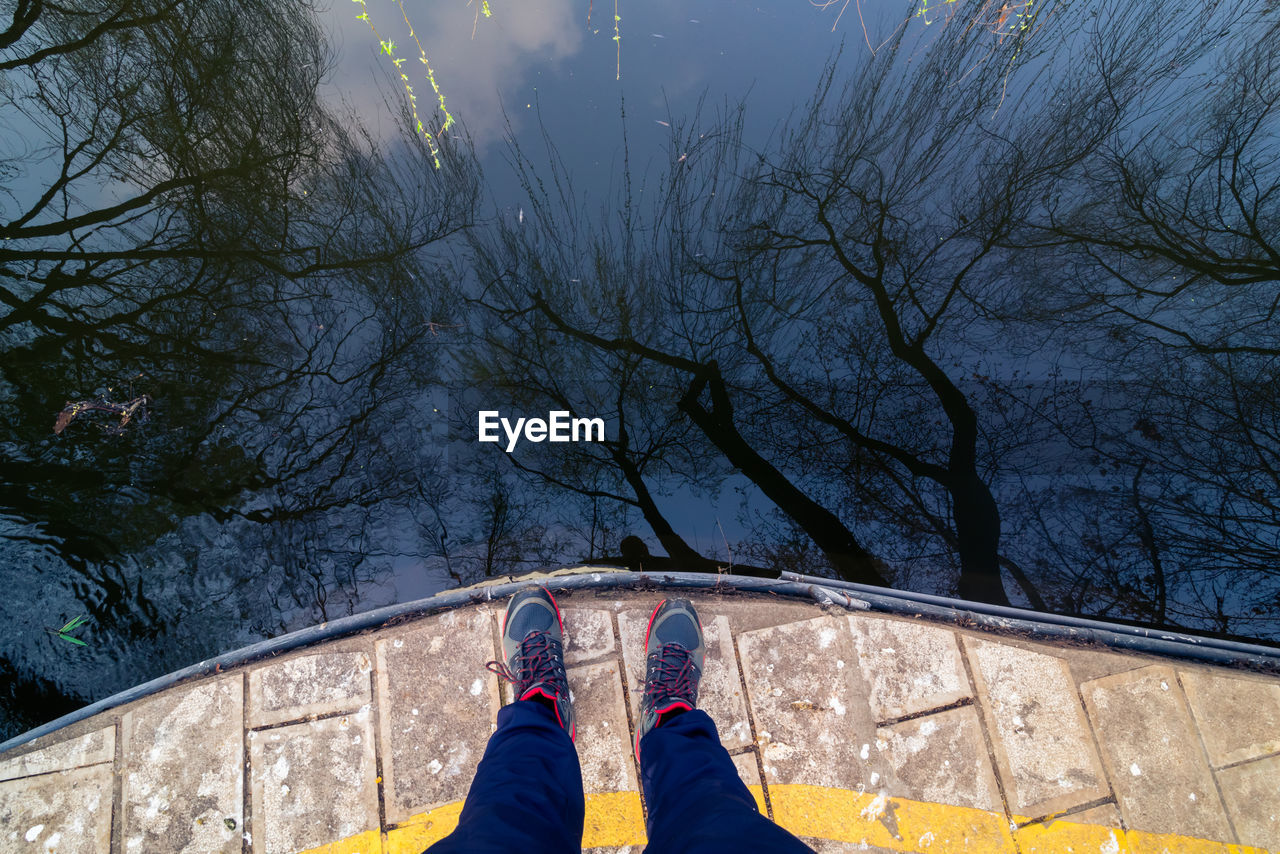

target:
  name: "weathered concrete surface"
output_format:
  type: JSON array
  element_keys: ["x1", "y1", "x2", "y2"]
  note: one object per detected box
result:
[
  {"x1": 0, "y1": 726, "x2": 113, "y2": 782},
  {"x1": 619, "y1": 610, "x2": 751, "y2": 750},
  {"x1": 248, "y1": 709, "x2": 378, "y2": 854},
  {"x1": 1082, "y1": 664, "x2": 1232, "y2": 842},
  {"x1": 875, "y1": 706, "x2": 1001, "y2": 812},
  {"x1": 0, "y1": 764, "x2": 113, "y2": 854},
  {"x1": 375, "y1": 607, "x2": 501, "y2": 824},
  {"x1": 120, "y1": 678, "x2": 243, "y2": 853},
  {"x1": 731, "y1": 750, "x2": 763, "y2": 792},
  {"x1": 563, "y1": 608, "x2": 615, "y2": 666},
  {"x1": 738, "y1": 616, "x2": 877, "y2": 789},
  {"x1": 567, "y1": 660, "x2": 637, "y2": 794},
  {"x1": 1179, "y1": 668, "x2": 1280, "y2": 767},
  {"x1": 965, "y1": 637, "x2": 1107, "y2": 818},
  {"x1": 848, "y1": 617, "x2": 970, "y2": 722},
  {"x1": 1216, "y1": 753, "x2": 1280, "y2": 849},
  {"x1": 248, "y1": 649, "x2": 372, "y2": 728}
]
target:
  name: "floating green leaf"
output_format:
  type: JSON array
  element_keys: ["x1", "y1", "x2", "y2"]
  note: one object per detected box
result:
[
  {"x1": 60, "y1": 615, "x2": 90, "y2": 633},
  {"x1": 47, "y1": 614, "x2": 91, "y2": 647}
]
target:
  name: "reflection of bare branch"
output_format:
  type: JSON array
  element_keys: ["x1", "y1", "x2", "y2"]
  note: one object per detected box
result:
[{"x1": 53, "y1": 395, "x2": 150, "y2": 435}]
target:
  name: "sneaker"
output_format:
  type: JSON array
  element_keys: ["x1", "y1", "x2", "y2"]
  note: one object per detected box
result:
[
  {"x1": 486, "y1": 586, "x2": 576, "y2": 740},
  {"x1": 634, "y1": 598, "x2": 706, "y2": 761}
]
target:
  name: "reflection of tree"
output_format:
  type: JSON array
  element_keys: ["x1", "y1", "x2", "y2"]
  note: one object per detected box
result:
[
  {"x1": 0, "y1": 0, "x2": 476, "y2": 732},
  {"x1": 986, "y1": 14, "x2": 1280, "y2": 636},
  {"x1": 467, "y1": 0, "x2": 1280, "y2": 623}
]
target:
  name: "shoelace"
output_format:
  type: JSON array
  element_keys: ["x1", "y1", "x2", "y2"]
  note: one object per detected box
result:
[
  {"x1": 643, "y1": 642, "x2": 698, "y2": 709},
  {"x1": 485, "y1": 630, "x2": 566, "y2": 697}
]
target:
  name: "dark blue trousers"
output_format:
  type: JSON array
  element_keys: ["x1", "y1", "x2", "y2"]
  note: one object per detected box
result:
[{"x1": 427, "y1": 700, "x2": 814, "y2": 853}]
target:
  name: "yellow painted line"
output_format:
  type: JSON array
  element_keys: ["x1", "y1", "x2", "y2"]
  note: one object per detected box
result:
[
  {"x1": 293, "y1": 786, "x2": 1278, "y2": 854},
  {"x1": 769, "y1": 784, "x2": 1015, "y2": 852},
  {"x1": 295, "y1": 828, "x2": 383, "y2": 854},
  {"x1": 1014, "y1": 816, "x2": 1274, "y2": 854}
]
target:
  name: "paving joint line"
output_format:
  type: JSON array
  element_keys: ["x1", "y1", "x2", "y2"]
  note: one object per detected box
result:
[
  {"x1": 1073, "y1": 671, "x2": 1126, "y2": 835},
  {"x1": 609, "y1": 609, "x2": 647, "y2": 822},
  {"x1": 241, "y1": 670, "x2": 251, "y2": 854},
  {"x1": 249, "y1": 706, "x2": 369, "y2": 733},
  {"x1": 369, "y1": 637, "x2": 388, "y2": 837},
  {"x1": 0, "y1": 757, "x2": 116, "y2": 785},
  {"x1": 874, "y1": 695, "x2": 976, "y2": 728},
  {"x1": 1213, "y1": 746, "x2": 1280, "y2": 772},
  {"x1": 1175, "y1": 669, "x2": 1243, "y2": 845},
  {"x1": 954, "y1": 630, "x2": 1018, "y2": 843},
  {"x1": 110, "y1": 715, "x2": 124, "y2": 854},
  {"x1": 731, "y1": 628, "x2": 775, "y2": 823},
  {"x1": 1015, "y1": 794, "x2": 1118, "y2": 829}
]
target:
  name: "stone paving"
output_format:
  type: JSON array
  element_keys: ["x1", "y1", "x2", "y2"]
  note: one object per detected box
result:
[{"x1": 2, "y1": 579, "x2": 1279, "y2": 853}]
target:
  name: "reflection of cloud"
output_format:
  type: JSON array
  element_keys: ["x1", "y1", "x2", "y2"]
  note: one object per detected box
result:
[{"x1": 320, "y1": 0, "x2": 582, "y2": 152}]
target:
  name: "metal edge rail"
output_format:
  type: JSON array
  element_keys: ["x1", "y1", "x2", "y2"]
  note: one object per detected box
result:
[
  {"x1": 780, "y1": 571, "x2": 1280, "y2": 669},
  {"x1": 4, "y1": 567, "x2": 1278, "y2": 755}
]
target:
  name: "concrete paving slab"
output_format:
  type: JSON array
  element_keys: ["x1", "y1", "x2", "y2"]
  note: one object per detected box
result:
[
  {"x1": 120, "y1": 677, "x2": 243, "y2": 853},
  {"x1": 563, "y1": 608, "x2": 615, "y2": 665},
  {"x1": 0, "y1": 726, "x2": 114, "y2": 782},
  {"x1": 619, "y1": 610, "x2": 752, "y2": 749},
  {"x1": 1081, "y1": 664, "x2": 1232, "y2": 842},
  {"x1": 738, "y1": 616, "x2": 876, "y2": 789},
  {"x1": 875, "y1": 706, "x2": 1001, "y2": 812},
  {"x1": 248, "y1": 708, "x2": 378, "y2": 854},
  {"x1": 732, "y1": 750, "x2": 761, "y2": 786},
  {"x1": 375, "y1": 608, "x2": 501, "y2": 824},
  {"x1": 568, "y1": 660, "x2": 637, "y2": 793},
  {"x1": 848, "y1": 616, "x2": 969, "y2": 722},
  {"x1": 963, "y1": 637, "x2": 1107, "y2": 818},
  {"x1": 1179, "y1": 668, "x2": 1280, "y2": 767},
  {"x1": 248, "y1": 650, "x2": 372, "y2": 728},
  {"x1": 1215, "y1": 753, "x2": 1280, "y2": 849},
  {"x1": 0, "y1": 764, "x2": 113, "y2": 854},
  {"x1": 731, "y1": 751, "x2": 767, "y2": 814}
]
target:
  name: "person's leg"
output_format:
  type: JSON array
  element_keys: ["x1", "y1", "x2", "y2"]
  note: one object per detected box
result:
[
  {"x1": 427, "y1": 698, "x2": 584, "y2": 854},
  {"x1": 428, "y1": 586, "x2": 582, "y2": 854},
  {"x1": 633, "y1": 599, "x2": 814, "y2": 854},
  {"x1": 639, "y1": 709, "x2": 814, "y2": 854}
]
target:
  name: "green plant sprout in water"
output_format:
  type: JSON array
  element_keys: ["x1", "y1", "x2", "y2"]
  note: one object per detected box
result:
[
  {"x1": 469, "y1": 0, "x2": 492, "y2": 38},
  {"x1": 352, "y1": 0, "x2": 455, "y2": 168},
  {"x1": 613, "y1": 0, "x2": 621, "y2": 80},
  {"x1": 47, "y1": 615, "x2": 90, "y2": 647}
]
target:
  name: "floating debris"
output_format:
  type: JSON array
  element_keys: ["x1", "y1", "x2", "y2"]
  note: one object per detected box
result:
[{"x1": 53, "y1": 395, "x2": 150, "y2": 435}]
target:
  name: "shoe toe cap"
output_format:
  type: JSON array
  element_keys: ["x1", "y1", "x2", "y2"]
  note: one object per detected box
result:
[{"x1": 506, "y1": 589, "x2": 560, "y2": 640}]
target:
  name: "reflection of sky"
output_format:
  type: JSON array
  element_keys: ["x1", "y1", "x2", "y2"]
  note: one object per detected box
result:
[
  {"x1": 318, "y1": 0, "x2": 891, "y2": 204},
  {"x1": 317, "y1": 0, "x2": 892, "y2": 558},
  {"x1": 311, "y1": 0, "x2": 1113, "y2": 564}
]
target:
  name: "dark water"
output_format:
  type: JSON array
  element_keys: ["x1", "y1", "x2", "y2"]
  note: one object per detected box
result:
[{"x1": 2, "y1": 0, "x2": 1278, "y2": 738}]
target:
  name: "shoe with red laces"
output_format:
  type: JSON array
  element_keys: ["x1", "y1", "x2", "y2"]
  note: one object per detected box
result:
[
  {"x1": 486, "y1": 586, "x2": 576, "y2": 740},
  {"x1": 634, "y1": 598, "x2": 706, "y2": 761}
]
